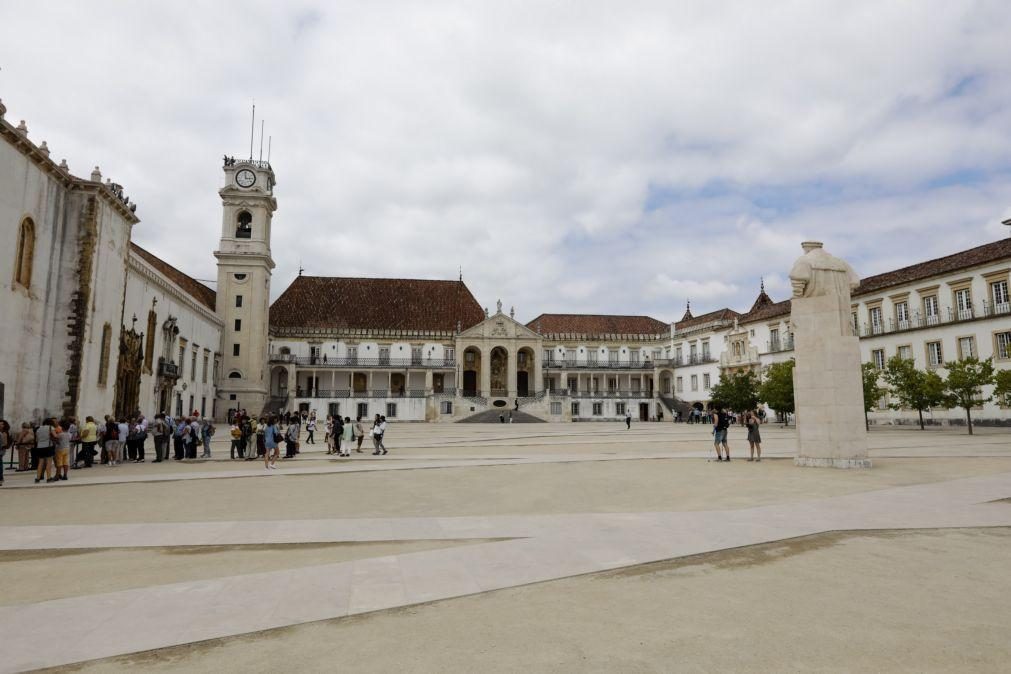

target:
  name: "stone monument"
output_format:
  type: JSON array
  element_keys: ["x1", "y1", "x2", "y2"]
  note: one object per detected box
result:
[{"x1": 789, "y1": 241, "x2": 871, "y2": 468}]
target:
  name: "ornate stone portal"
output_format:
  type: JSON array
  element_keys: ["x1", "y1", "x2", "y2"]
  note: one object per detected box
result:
[
  {"x1": 789, "y1": 241, "x2": 871, "y2": 468},
  {"x1": 114, "y1": 326, "x2": 145, "y2": 419}
]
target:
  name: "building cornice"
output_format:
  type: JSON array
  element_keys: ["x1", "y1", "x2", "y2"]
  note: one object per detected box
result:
[
  {"x1": 129, "y1": 253, "x2": 224, "y2": 327},
  {"x1": 269, "y1": 326, "x2": 457, "y2": 341}
]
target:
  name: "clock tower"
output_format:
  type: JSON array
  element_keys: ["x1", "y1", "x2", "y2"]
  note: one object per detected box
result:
[{"x1": 214, "y1": 157, "x2": 277, "y2": 417}]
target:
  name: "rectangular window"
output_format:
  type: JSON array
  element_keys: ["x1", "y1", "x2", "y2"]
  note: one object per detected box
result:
[
  {"x1": 234, "y1": 319, "x2": 241, "y2": 331},
  {"x1": 676, "y1": 376, "x2": 683, "y2": 393},
  {"x1": 571, "y1": 402, "x2": 580, "y2": 416},
  {"x1": 703, "y1": 373, "x2": 711, "y2": 390},
  {"x1": 652, "y1": 349, "x2": 662, "y2": 360},
  {"x1": 592, "y1": 402, "x2": 603, "y2": 416},
  {"x1": 567, "y1": 377, "x2": 577, "y2": 391},
  {"x1": 851, "y1": 312, "x2": 858, "y2": 333},
  {"x1": 607, "y1": 377, "x2": 617, "y2": 391},
  {"x1": 588, "y1": 351, "x2": 598, "y2": 365},
  {"x1": 770, "y1": 328, "x2": 780, "y2": 351},
  {"x1": 702, "y1": 341, "x2": 710, "y2": 360},
  {"x1": 441, "y1": 401, "x2": 453, "y2": 415},
  {"x1": 923, "y1": 296, "x2": 939, "y2": 324},
  {"x1": 232, "y1": 344, "x2": 240, "y2": 356},
  {"x1": 202, "y1": 353, "x2": 209, "y2": 383},
  {"x1": 379, "y1": 347, "x2": 390, "y2": 364},
  {"x1": 550, "y1": 402, "x2": 562, "y2": 415},
  {"x1": 689, "y1": 344, "x2": 698, "y2": 361},
  {"x1": 958, "y1": 336, "x2": 975, "y2": 360},
  {"x1": 518, "y1": 351, "x2": 529, "y2": 367},
  {"x1": 191, "y1": 350, "x2": 197, "y2": 380},
  {"x1": 356, "y1": 402, "x2": 368, "y2": 418},
  {"x1": 872, "y1": 349, "x2": 885, "y2": 369},
  {"x1": 178, "y1": 344, "x2": 186, "y2": 377},
  {"x1": 543, "y1": 349, "x2": 553, "y2": 363},
  {"x1": 445, "y1": 347, "x2": 455, "y2": 362},
  {"x1": 869, "y1": 306, "x2": 883, "y2": 334},
  {"x1": 954, "y1": 288, "x2": 972, "y2": 320},
  {"x1": 675, "y1": 347, "x2": 682, "y2": 364},
  {"x1": 608, "y1": 350, "x2": 618, "y2": 363},
  {"x1": 411, "y1": 346, "x2": 423, "y2": 364},
  {"x1": 897, "y1": 345, "x2": 912, "y2": 361},
  {"x1": 926, "y1": 341, "x2": 943, "y2": 367},
  {"x1": 991, "y1": 280, "x2": 1009, "y2": 310},
  {"x1": 348, "y1": 345, "x2": 358, "y2": 361},
  {"x1": 895, "y1": 301, "x2": 909, "y2": 329},
  {"x1": 995, "y1": 331, "x2": 1011, "y2": 360},
  {"x1": 615, "y1": 402, "x2": 626, "y2": 415},
  {"x1": 630, "y1": 351, "x2": 640, "y2": 364},
  {"x1": 691, "y1": 374, "x2": 698, "y2": 391},
  {"x1": 386, "y1": 403, "x2": 397, "y2": 418},
  {"x1": 235, "y1": 295, "x2": 243, "y2": 308},
  {"x1": 201, "y1": 397, "x2": 207, "y2": 417}
]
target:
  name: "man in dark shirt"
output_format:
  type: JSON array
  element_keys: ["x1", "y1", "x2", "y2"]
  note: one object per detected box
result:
[{"x1": 712, "y1": 407, "x2": 731, "y2": 462}]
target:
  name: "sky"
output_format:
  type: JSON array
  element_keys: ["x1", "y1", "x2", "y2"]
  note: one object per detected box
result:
[{"x1": 3, "y1": 1, "x2": 1011, "y2": 323}]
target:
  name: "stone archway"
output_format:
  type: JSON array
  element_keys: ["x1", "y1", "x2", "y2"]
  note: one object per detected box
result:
[
  {"x1": 270, "y1": 367, "x2": 289, "y2": 397},
  {"x1": 490, "y1": 346, "x2": 508, "y2": 396},
  {"x1": 114, "y1": 327, "x2": 144, "y2": 419},
  {"x1": 516, "y1": 346, "x2": 535, "y2": 397},
  {"x1": 463, "y1": 347, "x2": 481, "y2": 396}
]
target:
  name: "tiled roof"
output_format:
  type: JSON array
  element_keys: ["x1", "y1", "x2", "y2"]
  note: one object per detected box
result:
[
  {"x1": 526, "y1": 314, "x2": 669, "y2": 336},
  {"x1": 130, "y1": 242, "x2": 216, "y2": 311},
  {"x1": 740, "y1": 298, "x2": 791, "y2": 324},
  {"x1": 269, "y1": 276, "x2": 484, "y2": 333},
  {"x1": 674, "y1": 308, "x2": 739, "y2": 332},
  {"x1": 854, "y1": 238, "x2": 1011, "y2": 297}
]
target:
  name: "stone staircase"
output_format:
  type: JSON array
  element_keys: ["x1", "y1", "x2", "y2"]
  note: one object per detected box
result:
[{"x1": 457, "y1": 409, "x2": 546, "y2": 423}]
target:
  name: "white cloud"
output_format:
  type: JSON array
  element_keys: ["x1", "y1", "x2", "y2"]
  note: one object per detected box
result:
[{"x1": 2, "y1": 0, "x2": 1010, "y2": 324}]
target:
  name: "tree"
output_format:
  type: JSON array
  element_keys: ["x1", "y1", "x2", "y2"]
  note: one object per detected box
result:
[
  {"x1": 995, "y1": 368, "x2": 1011, "y2": 408},
  {"x1": 759, "y1": 360, "x2": 795, "y2": 426},
  {"x1": 942, "y1": 357, "x2": 995, "y2": 435},
  {"x1": 881, "y1": 356, "x2": 946, "y2": 430},
  {"x1": 861, "y1": 362, "x2": 888, "y2": 430},
  {"x1": 709, "y1": 370, "x2": 760, "y2": 416}
]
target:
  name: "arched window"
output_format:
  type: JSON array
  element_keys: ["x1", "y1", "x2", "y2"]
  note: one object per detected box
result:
[
  {"x1": 228, "y1": 371, "x2": 242, "y2": 379},
  {"x1": 14, "y1": 217, "x2": 35, "y2": 288},
  {"x1": 235, "y1": 211, "x2": 252, "y2": 239},
  {"x1": 279, "y1": 346, "x2": 291, "y2": 355},
  {"x1": 98, "y1": 323, "x2": 112, "y2": 386},
  {"x1": 144, "y1": 310, "x2": 157, "y2": 373}
]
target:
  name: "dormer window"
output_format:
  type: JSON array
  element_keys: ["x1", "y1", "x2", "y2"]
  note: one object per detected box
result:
[{"x1": 235, "y1": 211, "x2": 252, "y2": 239}]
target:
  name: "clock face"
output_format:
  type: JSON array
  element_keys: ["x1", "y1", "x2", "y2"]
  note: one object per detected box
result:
[{"x1": 236, "y1": 169, "x2": 256, "y2": 188}]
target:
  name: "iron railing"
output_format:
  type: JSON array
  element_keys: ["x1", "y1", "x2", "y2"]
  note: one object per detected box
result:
[
  {"x1": 270, "y1": 355, "x2": 456, "y2": 368},
  {"x1": 542, "y1": 358, "x2": 675, "y2": 370},
  {"x1": 860, "y1": 301, "x2": 1010, "y2": 338}
]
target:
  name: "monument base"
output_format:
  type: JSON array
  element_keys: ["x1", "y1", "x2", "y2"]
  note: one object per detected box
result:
[{"x1": 794, "y1": 456, "x2": 872, "y2": 469}]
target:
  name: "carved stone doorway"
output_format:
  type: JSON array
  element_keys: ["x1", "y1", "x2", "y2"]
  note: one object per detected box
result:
[{"x1": 114, "y1": 328, "x2": 144, "y2": 420}]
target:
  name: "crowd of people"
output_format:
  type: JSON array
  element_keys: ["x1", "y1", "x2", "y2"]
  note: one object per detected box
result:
[{"x1": 709, "y1": 407, "x2": 764, "y2": 462}]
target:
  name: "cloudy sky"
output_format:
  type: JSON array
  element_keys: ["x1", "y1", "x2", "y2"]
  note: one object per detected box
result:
[{"x1": 3, "y1": 1, "x2": 1011, "y2": 322}]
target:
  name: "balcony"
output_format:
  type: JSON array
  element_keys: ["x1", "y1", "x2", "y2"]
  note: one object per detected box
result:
[
  {"x1": 859, "y1": 300, "x2": 1011, "y2": 338},
  {"x1": 292, "y1": 389, "x2": 431, "y2": 399},
  {"x1": 542, "y1": 358, "x2": 674, "y2": 370},
  {"x1": 157, "y1": 359, "x2": 180, "y2": 379},
  {"x1": 765, "y1": 336, "x2": 795, "y2": 353},
  {"x1": 270, "y1": 355, "x2": 456, "y2": 369}
]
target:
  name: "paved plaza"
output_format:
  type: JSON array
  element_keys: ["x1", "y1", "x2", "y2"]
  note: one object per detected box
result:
[{"x1": 2, "y1": 422, "x2": 1011, "y2": 672}]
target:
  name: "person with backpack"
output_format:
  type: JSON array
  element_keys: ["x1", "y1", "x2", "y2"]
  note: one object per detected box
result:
[
  {"x1": 284, "y1": 420, "x2": 299, "y2": 458},
  {"x1": 712, "y1": 406, "x2": 731, "y2": 462}
]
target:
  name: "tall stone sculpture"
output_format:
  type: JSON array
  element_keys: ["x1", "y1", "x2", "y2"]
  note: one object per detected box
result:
[{"x1": 789, "y1": 241, "x2": 871, "y2": 468}]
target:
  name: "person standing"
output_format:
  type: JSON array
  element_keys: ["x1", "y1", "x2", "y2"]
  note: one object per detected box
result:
[
  {"x1": 264, "y1": 417, "x2": 279, "y2": 470},
  {"x1": 172, "y1": 417, "x2": 186, "y2": 460},
  {"x1": 76, "y1": 416, "x2": 98, "y2": 468},
  {"x1": 371, "y1": 414, "x2": 383, "y2": 455},
  {"x1": 306, "y1": 417, "x2": 316, "y2": 445},
  {"x1": 284, "y1": 420, "x2": 299, "y2": 458},
  {"x1": 625, "y1": 410, "x2": 632, "y2": 430},
  {"x1": 103, "y1": 416, "x2": 120, "y2": 466},
  {"x1": 354, "y1": 416, "x2": 366, "y2": 453},
  {"x1": 746, "y1": 410, "x2": 763, "y2": 462},
  {"x1": 16, "y1": 422, "x2": 34, "y2": 472},
  {"x1": 54, "y1": 420, "x2": 71, "y2": 481},
  {"x1": 200, "y1": 418, "x2": 214, "y2": 458},
  {"x1": 188, "y1": 417, "x2": 201, "y2": 459},
  {"x1": 0, "y1": 420, "x2": 10, "y2": 486},
  {"x1": 340, "y1": 416, "x2": 353, "y2": 457},
  {"x1": 152, "y1": 414, "x2": 169, "y2": 463},
  {"x1": 34, "y1": 418, "x2": 56, "y2": 483},
  {"x1": 712, "y1": 407, "x2": 731, "y2": 462},
  {"x1": 229, "y1": 420, "x2": 242, "y2": 459},
  {"x1": 126, "y1": 418, "x2": 143, "y2": 462},
  {"x1": 116, "y1": 418, "x2": 130, "y2": 465}
]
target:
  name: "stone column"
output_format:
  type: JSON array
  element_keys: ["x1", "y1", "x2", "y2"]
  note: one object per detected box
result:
[
  {"x1": 424, "y1": 369, "x2": 433, "y2": 393},
  {"x1": 480, "y1": 347, "x2": 491, "y2": 397},
  {"x1": 507, "y1": 346, "x2": 518, "y2": 398}
]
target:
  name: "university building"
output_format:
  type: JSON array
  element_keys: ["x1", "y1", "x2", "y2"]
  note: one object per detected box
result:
[{"x1": 2, "y1": 96, "x2": 1008, "y2": 425}]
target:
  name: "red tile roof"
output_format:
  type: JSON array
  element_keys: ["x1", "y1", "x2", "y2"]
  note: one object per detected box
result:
[
  {"x1": 130, "y1": 242, "x2": 216, "y2": 311},
  {"x1": 269, "y1": 276, "x2": 484, "y2": 333},
  {"x1": 854, "y1": 238, "x2": 1011, "y2": 297},
  {"x1": 674, "y1": 308, "x2": 739, "y2": 332},
  {"x1": 740, "y1": 298, "x2": 791, "y2": 324},
  {"x1": 527, "y1": 314, "x2": 668, "y2": 336}
]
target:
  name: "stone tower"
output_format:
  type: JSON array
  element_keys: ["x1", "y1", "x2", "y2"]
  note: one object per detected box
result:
[{"x1": 214, "y1": 157, "x2": 277, "y2": 417}]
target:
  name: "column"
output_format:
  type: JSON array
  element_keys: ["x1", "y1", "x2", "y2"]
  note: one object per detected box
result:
[
  {"x1": 424, "y1": 369, "x2": 433, "y2": 394},
  {"x1": 534, "y1": 352, "x2": 543, "y2": 393},
  {"x1": 507, "y1": 346, "x2": 518, "y2": 398},
  {"x1": 480, "y1": 347, "x2": 491, "y2": 397}
]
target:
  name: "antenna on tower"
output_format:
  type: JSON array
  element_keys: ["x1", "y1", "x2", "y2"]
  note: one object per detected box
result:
[
  {"x1": 249, "y1": 102, "x2": 256, "y2": 160},
  {"x1": 298, "y1": 260, "x2": 304, "y2": 276},
  {"x1": 259, "y1": 119, "x2": 265, "y2": 162},
  {"x1": 267, "y1": 136, "x2": 272, "y2": 164},
  {"x1": 459, "y1": 265, "x2": 463, "y2": 282}
]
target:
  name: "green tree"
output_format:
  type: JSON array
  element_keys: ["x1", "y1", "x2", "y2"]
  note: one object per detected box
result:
[
  {"x1": 881, "y1": 356, "x2": 946, "y2": 430},
  {"x1": 995, "y1": 368, "x2": 1011, "y2": 408},
  {"x1": 709, "y1": 370, "x2": 760, "y2": 415},
  {"x1": 861, "y1": 362, "x2": 888, "y2": 430},
  {"x1": 942, "y1": 357, "x2": 995, "y2": 435},
  {"x1": 759, "y1": 360, "x2": 795, "y2": 426}
]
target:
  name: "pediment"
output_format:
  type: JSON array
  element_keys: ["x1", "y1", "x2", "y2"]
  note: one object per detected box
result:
[{"x1": 459, "y1": 312, "x2": 541, "y2": 340}]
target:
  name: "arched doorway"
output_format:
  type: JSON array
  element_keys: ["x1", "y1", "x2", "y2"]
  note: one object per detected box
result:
[
  {"x1": 516, "y1": 347, "x2": 535, "y2": 397},
  {"x1": 114, "y1": 327, "x2": 144, "y2": 419},
  {"x1": 463, "y1": 347, "x2": 481, "y2": 396},
  {"x1": 659, "y1": 370, "x2": 673, "y2": 395},
  {"x1": 490, "y1": 347, "x2": 508, "y2": 396},
  {"x1": 271, "y1": 367, "x2": 289, "y2": 397},
  {"x1": 391, "y1": 373, "x2": 406, "y2": 397}
]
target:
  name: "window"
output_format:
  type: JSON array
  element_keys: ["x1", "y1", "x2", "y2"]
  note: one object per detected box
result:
[
  {"x1": 228, "y1": 371, "x2": 242, "y2": 379},
  {"x1": 630, "y1": 351, "x2": 640, "y2": 364},
  {"x1": 232, "y1": 343, "x2": 240, "y2": 356},
  {"x1": 895, "y1": 301, "x2": 909, "y2": 328},
  {"x1": 201, "y1": 397, "x2": 207, "y2": 417},
  {"x1": 851, "y1": 311, "x2": 858, "y2": 333},
  {"x1": 13, "y1": 217, "x2": 35, "y2": 288},
  {"x1": 234, "y1": 319, "x2": 241, "y2": 331},
  {"x1": 869, "y1": 306, "x2": 883, "y2": 334},
  {"x1": 926, "y1": 341, "x2": 943, "y2": 368},
  {"x1": 608, "y1": 350, "x2": 618, "y2": 364},
  {"x1": 592, "y1": 402, "x2": 603, "y2": 416},
  {"x1": 328, "y1": 403, "x2": 340, "y2": 418},
  {"x1": 701, "y1": 341, "x2": 710, "y2": 360},
  {"x1": 386, "y1": 403, "x2": 397, "y2": 418},
  {"x1": 676, "y1": 376, "x2": 683, "y2": 393},
  {"x1": 191, "y1": 349, "x2": 197, "y2": 380},
  {"x1": 897, "y1": 345, "x2": 912, "y2": 361},
  {"x1": 445, "y1": 347, "x2": 455, "y2": 362},
  {"x1": 379, "y1": 347, "x2": 390, "y2": 364},
  {"x1": 607, "y1": 377, "x2": 617, "y2": 391},
  {"x1": 691, "y1": 374, "x2": 698, "y2": 391},
  {"x1": 178, "y1": 343, "x2": 186, "y2": 377},
  {"x1": 234, "y1": 273, "x2": 247, "y2": 281},
  {"x1": 144, "y1": 311, "x2": 157, "y2": 372},
  {"x1": 992, "y1": 280, "x2": 1010, "y2": 313},
  {"x1": 235, "y1": 295, "x2": 243, "y2": 308},
  {"x1": 675, "y1": 347, "x2": 682, "y2": 363},
  {"x1": 98, "y1": 323, "x2": 112, "y2": 386},
  {"x1": 543, "y1": 349, "x2": 553, "y2": 363},
  {"x1": 770, "y1": 328, "x2": 780, "y2": 350},
  {"x1": 954, "y1": 288, "x2": 972, "y2": 320},
  {"x1": 690, "y1": 343, "x2": 698, "y2": 361},
  {"x1": 923, "y1": 296, "x2": 939, "y2": 324},
  {"x1": 571, "y1": 402, "x2": 580, "y2": 416},
  {"x1": 567, "y1": 377, "x2": 577, "y2": 391},
  {"x1": 872, "y1": 349, "x2": 885, "y2": 369},
  {"x1": 235, "y1": 211, "x2": 252, "y2": 239},
  {"x1": 958, "y1": 336, "x2": 975, "y2": 360},
  {"x1": 550, "y1": 402, "x2": 562, "y2": 415},
  {"x1": 615, "y1": 402, "x2": 626, "y2": 415},
  {"x1": 995, "y1": 331, "x2": 1011, "y2": 360},
  {"x1": 348, "y1": 345, "x2": 358, "y2": 361},
  {"x1": 587, "y1": 351, "x2": 598, "y2": 365},
  {"x1": 702, "y1": 373, "x2": 711, "y2": 390},
  {"x1": 357, "y1": 402, "x2": 369, "y2": 418},
  {"x1": 202, "y1": 352, "x2": 209, "y2": 383},
  {"x1": 411, "y1": 346, "x2": 423, "y2": 364}
]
